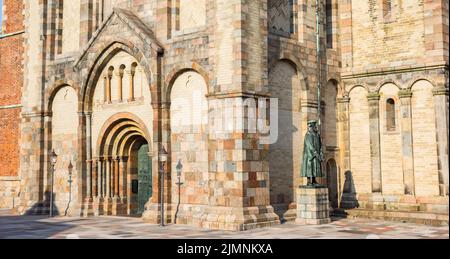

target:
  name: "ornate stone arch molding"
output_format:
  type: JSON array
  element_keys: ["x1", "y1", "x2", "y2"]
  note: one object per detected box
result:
[
  {"x1": 164, "y1": 63, "x2": 211, "y2": 104},
  {"x1": 95, "y1": 112, "x2": 152, "y2": 156},
  {"x1": 269, "y1": 53, "x2": 309, "y2": 91},
  {"x1": 46, "y1": 80, "x2": 81, "y2": 113},
  {"x1": 73, "y1": 8, "x2": 164, "y2": 112}
]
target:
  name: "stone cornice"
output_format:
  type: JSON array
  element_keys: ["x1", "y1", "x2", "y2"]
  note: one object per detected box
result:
[
  {"x1": 22, "y1": 111, "x2": 52, "y2": 118},
  {"x1": 433, "y1": 88, "x2": 449, "y2": 96},
  {"x1": 342, "y1": 63, "x2": 448, "y2": 80},
  {"x1": 206, "y1": 91, "x2": 271, "y2": 100}
]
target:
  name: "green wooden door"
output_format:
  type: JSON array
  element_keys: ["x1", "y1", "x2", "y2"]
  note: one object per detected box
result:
[{"x1": 137, "y1": 144, "x2": 152, "y2": 214}]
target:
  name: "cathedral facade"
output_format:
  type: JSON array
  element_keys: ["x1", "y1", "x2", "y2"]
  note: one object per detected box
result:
[{"x1": 0, "y1": 0, "x2": 448, "y2": 230}]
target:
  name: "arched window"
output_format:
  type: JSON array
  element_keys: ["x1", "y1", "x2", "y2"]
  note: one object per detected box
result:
[
  {"x1": 326, "y1": 0, "x2": 333, "y2": 48},
  {"x1": 386, "y1": 98, "x2": 396, "y2": 131}
]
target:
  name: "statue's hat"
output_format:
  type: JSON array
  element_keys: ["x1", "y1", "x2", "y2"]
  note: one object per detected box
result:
[{"x1": 307, "y1": 120, "x2": 318, "y2": 125}]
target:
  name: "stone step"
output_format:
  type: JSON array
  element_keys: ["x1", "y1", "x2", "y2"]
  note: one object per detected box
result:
[{"x1": 343, "y1": 208, "x2": 449, "y2": 226}]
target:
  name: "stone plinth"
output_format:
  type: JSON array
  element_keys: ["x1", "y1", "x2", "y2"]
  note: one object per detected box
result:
[{"x1": 296, "y1": 187, "x2": 331, "y2": 225}]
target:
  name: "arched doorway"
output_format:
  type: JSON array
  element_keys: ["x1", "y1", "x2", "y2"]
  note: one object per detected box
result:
[
  {"x1": 92, "y1": 116, "x2": 153, "y2": 216},
  {"x1": 326, "y1": 159, "x2": 339, "y2": 209}
]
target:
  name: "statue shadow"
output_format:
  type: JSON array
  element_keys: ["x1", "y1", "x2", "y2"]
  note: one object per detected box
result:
[{"x1": 340, "y1": 171, "x2": 360, "y2": 210}]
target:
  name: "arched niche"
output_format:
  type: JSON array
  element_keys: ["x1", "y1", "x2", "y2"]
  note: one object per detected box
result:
[
  {"x1": 170, "y1": 71, "x2": 209, "y2": 208},
  {"x1": 349, "y1": 86, "x2": 371, "y2": 194},
  {"x1": 411, "y1": 80, "x2": 439, "y2": 196},
  {"x1": 268, "y1": 60, "x2": 303, "y2": 217},
  {"x1": 51, "y1": 86, "x2": 79, "y2": 216},
  {"x1": 379, "y1": 83, "x2": 403, "y2": 195}
]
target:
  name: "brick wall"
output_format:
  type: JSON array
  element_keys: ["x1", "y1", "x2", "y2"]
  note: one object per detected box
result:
[{"x1": 0, "y1": 0, "x2": 24, "y2": 177}]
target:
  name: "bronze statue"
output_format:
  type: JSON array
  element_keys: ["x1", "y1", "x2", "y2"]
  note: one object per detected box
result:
[{"x1": 301, "y1": 120, "x2": 324, "y2": 187}]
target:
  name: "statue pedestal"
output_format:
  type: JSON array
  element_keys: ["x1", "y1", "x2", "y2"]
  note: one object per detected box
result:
[{"x1": 295, "y1": 187, "x2": 331, "y2": 225}]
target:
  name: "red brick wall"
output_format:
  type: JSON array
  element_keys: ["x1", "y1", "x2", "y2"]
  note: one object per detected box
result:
[
  {"x1": 2, "y1": 0, "x2": 24, "y2": 33},
  {"x1": 0, "y1": 0, "x2": 24, "y2": 177}
]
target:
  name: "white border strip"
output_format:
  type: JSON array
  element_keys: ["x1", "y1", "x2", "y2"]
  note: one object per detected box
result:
[{"x1": 0, "y1": 104, "x2": 22, "y2": 110}]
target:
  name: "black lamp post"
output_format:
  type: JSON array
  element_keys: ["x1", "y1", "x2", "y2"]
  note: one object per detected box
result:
[
  {"x1": 50, "y1": 150, "x2": 58, "y2": 217},
  {"x1": 159, "y1": 145, "x2": 168, "y2": 227}
]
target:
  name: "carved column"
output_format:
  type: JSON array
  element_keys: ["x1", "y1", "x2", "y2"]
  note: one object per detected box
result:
[
  {"x1": 103, "y1": 75, "x2": 108, "y2": 103},
  {"x1": 86, "y1": 160, "x2": 93, "y2": 199},
  {"x1": 117, "y1": 72, "x2": 123, "y2": 102},
  {"x1": 98, "y1": 158, "x2": 103, "y2": 198},
  {"x1": 85, "y1": 112, "x2": 93, "y2": 199},
  {"x1": 102, "y1": 158, "x2": 107, "y2": 198},
  {"x1": 92, "y1": 158, "x2": 98, "y2": 198},
  {"x1": 399, "y1": 90, "x2": 415, "y2": 195},
  {"x1": 114, "y1": 157, "x2": 120, "y2": 197},
  {"x1": 433, "y1": 87, "x2": 449, "y2": 196},
  {"x1": 106, "y1": 157, "x2": 111, "y2": 198},
  {"x1": 107, "y1": 74, "x2": 112, "y2": 103},
  {"x1": 367, "y1": 93, "x2": 382, "y2": 193},
  {"x1": 127, "y1": 70, "x2": 135, "y2": 102},
  {"x1": 119, "y1": 156, "x2": 128, "y2": 201}
]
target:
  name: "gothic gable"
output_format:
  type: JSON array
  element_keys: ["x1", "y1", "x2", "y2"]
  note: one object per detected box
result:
[{"x1": 74, "y1": 8, "x2": 163, "y2": 71}]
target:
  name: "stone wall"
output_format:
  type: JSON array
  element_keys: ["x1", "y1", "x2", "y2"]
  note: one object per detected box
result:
[
  {"x1": 2, "y1": 0, "x2": 447, "y2": 228},
  {"x1": 0, "y1": 0, "x2": 24, "y2": 209},
  {"x1": 340, "y1": 0, "x2": 448, "y2": 212}
]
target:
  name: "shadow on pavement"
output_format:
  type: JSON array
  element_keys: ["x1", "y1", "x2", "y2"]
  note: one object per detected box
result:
[
  {"x1": 0, "y1": 193, "x2": 75, "y2": 239},
  {"x1": 0, "y1": 212, "x2": 77, "y2": 239}
]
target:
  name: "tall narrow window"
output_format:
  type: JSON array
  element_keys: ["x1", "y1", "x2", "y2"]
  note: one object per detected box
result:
[
  {"x1": 326, "y1": 0, "x2": 333, "y2": 48},
  {"x1": 386, "y1": 98, "x2": 396, "y2": 131},
  {"x1": 269, "y1": 0, "x2": 295, "y2": 36},
  {"x1": 383, "y1": 0, "x2": 392, "y2": 18},
  {"x1": 56, "y1": 0, "x2": 64, "y2": 55},
  {"x1": 290, "y1": 0, "x2": 298, "y2": 34}
]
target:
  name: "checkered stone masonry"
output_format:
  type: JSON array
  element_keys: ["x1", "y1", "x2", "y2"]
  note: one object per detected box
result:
[
  {"x1": 1, "y1": 0, "x2": 447, "y2": 228},
  {"x1": 296, "y1": 187, "x2": 331, "y2": 225}
]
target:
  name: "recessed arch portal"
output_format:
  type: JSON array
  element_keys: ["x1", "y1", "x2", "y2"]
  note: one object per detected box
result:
[{"x1": 92, "y1": 115, "x2": 153, "y2": 216}]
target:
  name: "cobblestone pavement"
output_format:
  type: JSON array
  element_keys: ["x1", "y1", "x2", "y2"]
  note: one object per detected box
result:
[{"x1": 0, "y1": 210, "x2": 448, "y2": 239}]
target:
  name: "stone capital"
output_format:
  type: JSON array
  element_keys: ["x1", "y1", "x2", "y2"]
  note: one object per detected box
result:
[
  {"x1": 337, "y1": 96, "x2": 350, "y2": 103},
  {"x1": 367, "y1": 93, "x2": 381, "y2": 101},
  {"x1": 398, "y1": 90, "x2": 413, "y2": 99},
  {"x1": 433, "y1": 87, "x2": 449, "y2": 96}
]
